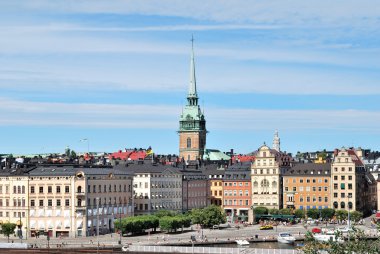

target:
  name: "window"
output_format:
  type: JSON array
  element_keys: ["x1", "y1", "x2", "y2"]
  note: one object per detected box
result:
[
  {"x1": 65, "y1": 199, "x2": 70, "y2": 207},
  {"x1": 285, "y1": 187, "x2": 289, "y2": 191},
  {"x1": 312, "y1": 179, "x2": 316, "y2": 183},
  {"x1": 300, "y1": 197, "x2": 304, "y2": 202},
  {"x1": 324, "y1": 179, "x2": 328, "y2": 183},
  {"x1": 187, "y1": 137, "x2": 191, "y2": 148},
  {"x1": 39, "y1": 200, "x2": 44, "y2": 207},
  {"x1": 306, "y1": 179, "x2": 310, "y2": 183},
  {"x1": 334, "y1": 193, "x2": 338, "y2": 198},
  {"x1": 318, "y1": 187, "x2": 322, "y2": 191},
  {"x1": 48, "y1": 199, "x2": 52, "y2": 207},
  {"x1": 22, "y1": 186, "x2": 25, "y2": 194},
  {"x1": 334, "y1": 176, "x2": 338, "y2": 180},
  {"x1": 93, "y1": 185, "x2": 96, "y2": 193},
  {"x1": 324, "y1": 197, "x2": 328, "y2": 202},
  {"x1": 300, "y1": 179, "x2": 303, "y2": 183},
  {"x1": 299, "y1": 187, "x2": 304, "y2": 191},
  {"x1": 306, "y1": 197, "x2": 310, "y2": 202},
  {"x1": 312, "y1": 187, "x2": 316, "y2": 191},
  {"x1": 334, "y1": 184, "x2": 338, "y2": 190},
  {"x1": 324, "y1": 187, "x2": 328, "y2": 191},
  {"x1": 312, "y1": 197, "x2": 316, "y2": 202},
  {"x1": 39, "y1": 186, "x2": 44, "y2": 193},
  {"x1": 341, "y1": 193, "x2": 345, "y2": 198},
  {"x1": 30, "y1": 200, "x2": 35, "y2": 207},
  {"x1": 306, "y1": 187, "x2": 310, "y2": 191},
  {"x1": 349, "y1": 167, "x2": 352, "y2": 172},
  {"x1": 56, "y1": 186, "x2": 61, "y2": 193},
  {"x1": 57, "y1": 199, "x2": 61, "y2": 207},
  {"x1": 318, "y1": 197, "x2": 322, "y2": 202},
  {"x1": 13, "y1": 186, "x2": 16, "y2": 193},
  {"x1": 348, "y1": 176, "x2": 352, "y2": 180},
  {"x1": 48, "y1": 186, "x2": 52, "y2": 193},
  {"x1": 65, "y1": 186, "x2": 70, "y2": 193},
  {"x1": 77, "y1": 199, "x2": 82, "y2": 207},
  {"x1": 340, "y1": 183, "x2": 345, "y2": 190},
  {"x1": 293, "y1": 187, "x2": 297, "y2": 191},
  {"x1": 104, "y1": 185, "x2": 107, "y2": 192},
  {"x1": 341, "y1": 176, "x2": 345, "y2": 180},
  {"x1": 348, "y1": 184, "x2": 352, "y2": 190},
  {"x1": 31, "y1": 186, "x2": 35, "y2": 193}
]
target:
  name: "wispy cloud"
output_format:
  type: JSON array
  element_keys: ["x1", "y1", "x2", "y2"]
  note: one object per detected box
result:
[{"x1": 1, "y1": 97, "x2": 379, "y2": 132}]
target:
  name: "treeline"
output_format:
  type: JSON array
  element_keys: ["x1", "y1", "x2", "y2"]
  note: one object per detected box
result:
[{"x1": 115, "y1": 205, "x2": 226, "y2": 235}]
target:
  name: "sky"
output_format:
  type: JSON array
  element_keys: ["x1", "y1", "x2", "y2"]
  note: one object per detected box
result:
[{"x1": 1, "y1": 0, "x2": 380, "y2": 155}]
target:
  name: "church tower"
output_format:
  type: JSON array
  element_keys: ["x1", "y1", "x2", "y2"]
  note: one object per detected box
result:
[
  {"x1": 272, "y1": 130, "x2": 280, "y2": 152},
  {"x1": 178, "y1": 38, "x2": 207, "y2": 161}
]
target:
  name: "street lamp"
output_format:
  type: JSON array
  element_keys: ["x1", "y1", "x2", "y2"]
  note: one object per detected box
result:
[
  {"x1": 96, "y1": 197, "x2": 99, "y2": 253},
  {"x1": 118, "y1": 207, "x2": 122, "y2": 245}
]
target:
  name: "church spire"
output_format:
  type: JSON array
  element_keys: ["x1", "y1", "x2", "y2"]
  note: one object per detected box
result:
[
  {"x1": 272, "y1": 130, "x2": 280, "y2": 152},
  {"x1": 187, "y1": 35, "x2": 198, "y2": 106}
]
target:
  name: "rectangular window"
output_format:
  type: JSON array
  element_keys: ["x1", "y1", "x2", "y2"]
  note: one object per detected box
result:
[
  {"x1": 56, "y1": 186, "x2": 61, "y2": 193},
  {"x1": 31, "y1": 186, "x2": 35, "y2": 193},
  {"x1": 57, "y1": 199, "x2": 61, "y2": 207},
  {"x1": 65, "y1": 199, "x2": 70, "y2": 207},
  {"x1": 334, "y1": 176, "x2": 338, "y2": 180},
  {"x1": 65, "y1": 186, "x2": 70, "y2": 193},
  {"x1": 245, "y1": 200, "x2": 249, "y2": 205},
  {"x1": 348, "y1": 176, "x2": 352, "y2": 180},
  {"x1": 39, "y1": 186, "x2": 43, "y2": 193},
  {"x1": 334, "y1": 193, "x2": 338, "y2": 198},
  {"x1": 300, "y1": 179, "x2": 303, "y2": 183},
  {"x1": 341, "y1": 176, "x2": 345, "y2": 180},
  {"x1": 318, "y1": 187, "x2": 322, "y2": 191},
  {"x1": 293, "y1": 187, "x2": 297, "y2": 191},
  {"x1": 349, "y1": 167, "x2": 352, "y2": 172},
  {"x1": 324, "y1": 187, "x2": 328, "y2": 191},
  {"x1": 48, "y1": 199, "x2": 52, "y2": 207},
  {"x1": 306, "y1": 179, "x2": 310, "y2": 183},
  {"x1": 324, "y1": 197, "x2": 328, "y2": 202},
  {"x1": 348, "y1": 184, "x2": 352, "y2": 189},
  {"x1": 306, "y1": 197, "x2": 310, "y2": 202},
  {"x1": 30, "y1": 200, "x2": 35, "y2": 207},
  {"x1": 299, "y1": 187, "x2": 304, "y2": 191},
  {"x1": 306, "y1": 187, "x2": 310, "y2": 191},
  {"x1": 300, "y1": 197, "x2": 303, "y2": 202},
  {"x1": 285, "y1": 187, "x2": 288, "y2": 191},
  {"x1": 39, "y1": 200, "x2": 44, "y2": 207},
  {"x1": 341, "y1": 193, "x2": 345, "y2": 198},
  {"x1": 334, "y1": 184, "x2": 338, "y2": 190},
  {"x1": 340, "y1": 183, "x2": 345, "y2": 189},
  {"x1": 318, "y1": 197, "x2": 322, "y2": 202},
  {"x1": 48, "y1": 186, "x2": 52, "y2": 193}
]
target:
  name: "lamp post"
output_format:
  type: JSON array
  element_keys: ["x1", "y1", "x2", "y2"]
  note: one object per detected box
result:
[
  {"x1": 118, "y1": 207, "x2": 122, "y2": 245},
  {"x1": 96, "y1": 197, "x2": 99, "y2": 253}
]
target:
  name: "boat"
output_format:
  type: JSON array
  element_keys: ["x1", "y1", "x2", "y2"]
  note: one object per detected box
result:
[
  {"x1": 313, "y1": 233, "x2": 344, "y2": 243},
  {"x1": 235, "y1": 239, "x2": 250, "y2": 245},
  {"x1": 277, "y1": 232, "x2": 296, "y2": 244}
]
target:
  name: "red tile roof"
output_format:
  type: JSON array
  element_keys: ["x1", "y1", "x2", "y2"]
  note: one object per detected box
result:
[{"x1": 108, "y1": 150, "x2": 147, "y2": 161}]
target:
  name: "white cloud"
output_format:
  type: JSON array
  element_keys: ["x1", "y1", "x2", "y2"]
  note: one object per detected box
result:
[
  {"x1": 1, "y1": 97, "x2": 379, "y2": 132},
  {"x1": 10, "y1": 0, "x2": 380, "y2": 28}
]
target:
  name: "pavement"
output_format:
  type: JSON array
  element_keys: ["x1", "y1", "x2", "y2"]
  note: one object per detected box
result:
[{"x1": 1, "y1": 220, "x2": 377, "y2": 249}]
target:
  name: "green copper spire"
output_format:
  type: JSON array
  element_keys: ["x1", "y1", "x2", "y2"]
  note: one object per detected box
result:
[{"x1": 188, "y1": 35, "x2": 198, "y2": 106}]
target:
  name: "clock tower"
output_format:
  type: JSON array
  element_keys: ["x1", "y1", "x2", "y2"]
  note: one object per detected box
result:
[{"x1": 178, "y1": 39, "x2": 207, "y2": 161}]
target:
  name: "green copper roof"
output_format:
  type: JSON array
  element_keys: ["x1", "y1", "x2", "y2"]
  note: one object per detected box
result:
[{"x1": 203, "y1": 149, "x2": 231, "y2": 161}]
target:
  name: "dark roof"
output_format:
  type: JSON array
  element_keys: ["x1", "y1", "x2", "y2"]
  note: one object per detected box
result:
[
  {"x1": 226, "y1": 161, "x2": 251, "y2": 171},
  {"x1": 29, "y1": 165, "x2": 132, "y2": 177},
  {"x1": 283, "y1": 163, "x2": 331, "y2": 176},
  {"x1": 115, "y1": 162, "x2": 182, "y2": 175}
]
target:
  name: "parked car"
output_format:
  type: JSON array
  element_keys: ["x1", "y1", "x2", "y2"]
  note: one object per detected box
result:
[
  {"x1": 260, "y1": 225, "x2": 273, "y2": 230},
  {"x1": 311, "y1": 227, "x2": 322, "y2": 233}
]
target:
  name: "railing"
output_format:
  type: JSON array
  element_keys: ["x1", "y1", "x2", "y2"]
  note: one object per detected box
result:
[{"x1": 127, "y1": 245, "x2": 299, "y2": 254}]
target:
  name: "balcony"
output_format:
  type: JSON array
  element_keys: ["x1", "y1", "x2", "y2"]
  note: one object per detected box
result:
[{"x1": 76, "y1": 192, "x2": 85, "y2": 197}]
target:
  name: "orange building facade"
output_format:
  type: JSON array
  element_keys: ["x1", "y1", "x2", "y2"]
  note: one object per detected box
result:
[{"x1": 282, "y1": 163, "x2": 331, "y2": 210}]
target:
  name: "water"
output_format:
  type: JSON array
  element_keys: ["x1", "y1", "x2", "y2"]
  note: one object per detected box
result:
[{"x1": 204, "y1": 241, "x2": 303, "y2": 250}]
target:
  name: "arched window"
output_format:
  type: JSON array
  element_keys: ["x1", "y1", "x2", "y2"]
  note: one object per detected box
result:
[
  {"x1": 77, "y1": 199, "x2": 82, "y2": 207},
  {"x1": 22, "y1": 186, "x2": 25, "y2": 194},
  {"x1": 17, "y1": 186, "x2": 21, "y2": 194},
  {"x1": 187, "y1": 137, "x2": 191, "y2": 148},
  {"x1": 261, "y1": 179, "x2": 269, "y2": 188},
  {"x1": 348, "y1": 202, "x2": 353, "y2": 209},
  {"x1": 253, "y1": 181, "x2": 258, "y2": 188},
  {"x1": 340, "y1": 202, "x2": 345, "y2": 209},
  {"x1": 272, "y1": 181, "x2": 277, "y2": 188},
  {"x1": 333, "y1": 202, "x2": 338, "y2": 209},
  {"x1": 77, "y1": 186, "x2": 82, "y2": 193}
]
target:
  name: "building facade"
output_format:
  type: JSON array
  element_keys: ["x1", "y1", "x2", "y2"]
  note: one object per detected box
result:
[
  {"x1": 28, "y1": 166, "x2": 133, "y2": 238},
  {"x1": 223, "y1": 162, "x2": 251, "y2": 222},
  {"x1": 251, "y1": 144, "x2": 292, "y2": 212},
  {"x1": 282, "y1": 163, "x2": 331, "y2": 210},
  {"x1": 205, "y1": 167, "x2": 225, "y2": 206},
  {"x1": 178, "y1": 41, "x2": 207, "y2": 161},
  {"x1": 330, "y1": 148, "x2": 366, "y2": 212},
  {"x1": 0, "y1": 169, "x2": 29, "y2": 239},
  {"x1": 181, "y1": 169, "x2": 209, "y2": 211},
  {"x1": 129, "y1": 163, "x2": 183, "y2": 215}
]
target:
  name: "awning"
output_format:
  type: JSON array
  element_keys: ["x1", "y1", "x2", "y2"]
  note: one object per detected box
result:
[
  {"x1": 56, "y1": 221, "x2": 62, "y2": 229},
  {"x1": 76, "y1": 220, "x2": 83, "y2": 229}
]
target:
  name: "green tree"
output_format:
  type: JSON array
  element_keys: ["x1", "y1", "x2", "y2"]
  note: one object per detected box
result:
[
  {"x1": 320, "y1": 208, "x2": 335, "y2": 220},
  {"x1": 306, "y1": 208, "x2": 320, "y2": 219},
  {"x1": 335, "y1": 210, "x2": 348, "y2": 221},
  {"x1": 279, "y1": 208, "x2": 292, "y2": 215},
  {"x1": 253, "y1": 206, "x2": 268, "y2": 215},
  {"x1": 350, "y1": 211, "x2": 363, "y2": 223},
  {"x1": 191, "y1": 205, "x2": 226, "y2": 228},
  {"x1": 269, "y1": 208, "x2": 279, "y2": 215},
  {"x1": 1, "y1": 223, "x2": 16, "y2": 242},
  {"x1": 70, "y1": 150, "x2": 77, "y2": 159},
  {"x1": 294, "y1": 209, "x2": 305, "y2": 218},
  {"x1": 155, "y1": 210, "x2": 177, "y2": 218}
]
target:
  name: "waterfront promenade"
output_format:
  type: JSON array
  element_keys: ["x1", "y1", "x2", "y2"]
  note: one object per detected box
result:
[{"x1": 0, "y1": 222, "x2": 378, "y2": 250}]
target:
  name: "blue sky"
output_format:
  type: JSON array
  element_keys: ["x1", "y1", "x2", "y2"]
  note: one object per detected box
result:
[{"x1": 1, "y1": 0, "x2": 380, "y2": 155}]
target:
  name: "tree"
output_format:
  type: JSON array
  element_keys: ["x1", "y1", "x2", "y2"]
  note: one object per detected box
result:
[
  {"x1": 70, "y1": 150, "x2": 77, "y2": 159},
  {"x1": 294, "y1": 209, "x2": 305, "y2": 218},
  {"x1": 253, "y1": 206, "x2": 268, "y2": 215},
  {"x1": 335, "y1": 210, "x2": 348, "y2": 221},
  {"x1": 320, "y1": 208, "x2": 335, "y2": 220},
  {"x1": 1, "y1": 223, "x2": 16, "y2": 242},
  {"x1": 306, "y1": 208, "x2": 320, "y2": 219},
  {"x1": 155, "y1": 210, "x2": 177, "y2": 218},
  {"x1": 279, "y1": 208, "x2": 292, "y2": 215},
  {"x1": 350, "y1": 211, "x2": 363, "y2": 223},
  {"x1": 269, "y1": 208, "x2": 279, "y2": 215},
  {"x1": 191, "y1": 205, "x2": 226, "y2": 228}
]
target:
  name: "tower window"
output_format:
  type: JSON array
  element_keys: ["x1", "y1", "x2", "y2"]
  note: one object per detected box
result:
[{"x1": 187, "y1": 137, "x2": 191, "y2": 148}]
